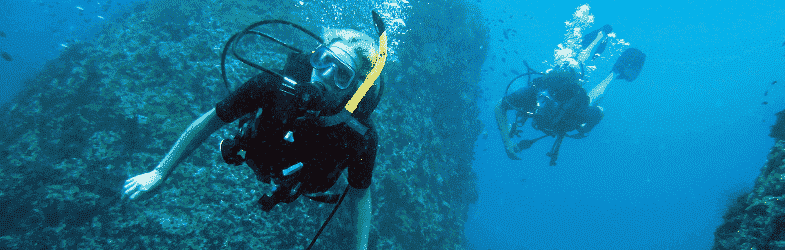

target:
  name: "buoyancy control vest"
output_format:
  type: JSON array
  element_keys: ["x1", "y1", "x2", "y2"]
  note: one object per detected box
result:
[
  {"x1": 220, "y1": 52, "x2": 346, "y2": 211},
  {"x1": 216, "y1": 11, "x2": 388, "y2": 250},
  {"x1": 217, "y1": 15, "x2": 387, "y2": 212}
]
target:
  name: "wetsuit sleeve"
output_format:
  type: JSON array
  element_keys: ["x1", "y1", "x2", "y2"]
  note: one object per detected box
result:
[
  {"x1": 346, "y1": 125, "x2": 378, "y2": 189},
  {"x1": 215, "y1": 72, "x2": 282, "y2": 123},
  {"x1": 501, "y1": 87, "x2": 537, "y2": 112}
]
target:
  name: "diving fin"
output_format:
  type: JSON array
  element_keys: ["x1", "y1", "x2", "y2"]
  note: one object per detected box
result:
[
  {"x1": 612, "y1": 48, "x2": 646, "y2": 82},
  {"x1": 588, "y1": 48, "x2": 646, "y2": 105},
  {"x1": 581, "y1": 24, "x2": 612, "y2": 50}
]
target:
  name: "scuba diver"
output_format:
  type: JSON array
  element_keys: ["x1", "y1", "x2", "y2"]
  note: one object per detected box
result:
[
  {"x1": 121, "y1": 11, "x2": 389, "y2": 250},
  {"x1": 495, "y1": 24, "x2": 645, "y2": 166},
  {"x1": 494, "y1": 64, "x2": 603, "y2": 165}
]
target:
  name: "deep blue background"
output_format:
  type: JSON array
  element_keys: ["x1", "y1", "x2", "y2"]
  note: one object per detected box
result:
[
  {"x1": 467, "y1": 1, "x2": 785, "y2": 249},
  {"x1": 0, "y1": 0, "x2": 137, "y2": 103}
]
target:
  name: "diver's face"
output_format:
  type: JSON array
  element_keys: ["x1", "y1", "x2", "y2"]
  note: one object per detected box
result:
[
  {"x1": 310, "y1": 42, "x2": 359, "y2": 112},
  {"x1": 311, "y1": 69, "x2": 358, "y2": 112}
]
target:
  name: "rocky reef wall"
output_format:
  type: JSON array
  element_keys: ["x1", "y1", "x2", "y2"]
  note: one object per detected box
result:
[{"x1": 713, "y1": 139, "x2": 785, "y2": 249}]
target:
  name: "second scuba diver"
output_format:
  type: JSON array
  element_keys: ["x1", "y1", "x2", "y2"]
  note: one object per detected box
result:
[
  {"x1": 495, "y1": 24, "x2": 612, "y2": 165},
  {"x1": 495, "y1": 65, "x2": 603, "y2": 163},
  {"x1": 496, "y1": 23, "x2": 645, "y2": 166}
]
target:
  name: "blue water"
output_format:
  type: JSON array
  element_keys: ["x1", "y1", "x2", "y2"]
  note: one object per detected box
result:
[
  {"x1": 0, "y1": 0, "x2": 140, "y2": 103},
  {"x1": 467, "y1": 1, "x2": 785, "y2": 249},
  {"x1": 3, "y1": 0, "x2": 785, "y2": 249}
]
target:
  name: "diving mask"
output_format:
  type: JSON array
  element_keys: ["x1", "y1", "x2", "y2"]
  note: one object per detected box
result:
[{"x1": 310, "y1": 43, "x2": 357, "y2": 90}]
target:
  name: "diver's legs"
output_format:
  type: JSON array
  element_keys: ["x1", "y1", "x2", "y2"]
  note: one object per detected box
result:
[
  {"x1": 588, "y1": 73, "x2": 614, "y2": 106},
  {"x1": 578, "y1": 31, "x2": 604, "y2": 64}
]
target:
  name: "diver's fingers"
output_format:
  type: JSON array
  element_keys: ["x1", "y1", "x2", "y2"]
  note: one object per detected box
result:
[
  {"x1": 124, "y1": 179, "x2": 135, "y2": 188},
  {"x1": 122, "y1": 185, "x2": 132, "y2": 200},
  {"x1": 130, "y1": 191, "x2": 140, "y2": 200},
  {"x1": 124, "y1": 183, "x2": 138, "y2": 196}
]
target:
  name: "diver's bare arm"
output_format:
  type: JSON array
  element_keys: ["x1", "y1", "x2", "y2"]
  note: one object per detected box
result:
[
  {"x1": 494, "y1": 99, "x2": 512, "y2": 146},
  {"x1": 347, "y1": 186, "x2": 372, "y2": 250},
  {"x1": 153, "y1": 108, "x2": 226, "y2": 181}
]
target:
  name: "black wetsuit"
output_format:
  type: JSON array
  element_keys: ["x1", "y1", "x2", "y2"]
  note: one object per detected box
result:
[
  {"x1": 503, "y1": 80, "x2": 602, "y2": 135},
  {"x1": 214, "y1": 71, "x2": 377, "y2": 193}
]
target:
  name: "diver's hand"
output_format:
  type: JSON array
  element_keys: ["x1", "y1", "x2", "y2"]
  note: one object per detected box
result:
[
  {"x1": 566, "y1": 133, "x2": 587, "y2": 139},
  {"x1": 505, "y1": 143, "x2": 521, "y2": 160},
  {"x1": 122, "y1": 170, "x2": 163, "y2": 200}
]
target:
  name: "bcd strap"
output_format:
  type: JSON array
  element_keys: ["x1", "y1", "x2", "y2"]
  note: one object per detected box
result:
[{"x1": 317, "y1": 109, "x2": 369, "y2": 136}]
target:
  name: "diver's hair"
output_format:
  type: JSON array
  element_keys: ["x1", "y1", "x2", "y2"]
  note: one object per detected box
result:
[{"x1": 322, "y1": 28, "x2": 378, "y2": 78}]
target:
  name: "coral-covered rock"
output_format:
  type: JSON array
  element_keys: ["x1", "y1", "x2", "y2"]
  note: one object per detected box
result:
[{"x1": 713, "y1": 141, "x2": 785, "y2": 249}]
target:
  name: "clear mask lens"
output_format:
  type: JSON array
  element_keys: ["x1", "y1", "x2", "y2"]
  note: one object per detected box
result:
[{"x1": 310, "y1": 46, "x2": 356, "y2": 89}]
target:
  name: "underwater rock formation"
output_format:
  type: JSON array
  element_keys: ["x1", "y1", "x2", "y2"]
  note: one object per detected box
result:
[
  {"x1": 0, "y1": 0, "x2": 486, "y2": 249},
  {"x1": 712, "y1": 120, "x2": 785, "y2": 249},
  {"x1": 769, "y1": 109, "x2": 785, "y2": 142}
]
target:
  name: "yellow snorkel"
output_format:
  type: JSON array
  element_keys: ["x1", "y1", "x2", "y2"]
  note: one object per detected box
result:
[{"x1": 345, "y1": 31, "x2": 387, "y2": 113}]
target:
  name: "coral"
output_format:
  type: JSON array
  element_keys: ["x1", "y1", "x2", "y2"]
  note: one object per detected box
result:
[
  {"x1": 713, "y1": 141, "x2": 785, "y2": 250},
  {"x1": 770, "y1": 109, "x2": 785, "y2": 141}
]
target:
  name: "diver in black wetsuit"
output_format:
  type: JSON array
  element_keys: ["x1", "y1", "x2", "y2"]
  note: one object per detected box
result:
[
  {"x1": 495, "y1": 66, "x2": 603, "y2": 163},
  {"x1": 495, "y1": 24, "x2": 646, "y2": 166},
  {"x1": 121, "y1": 17, "x2": 388, "y2": 249}
]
